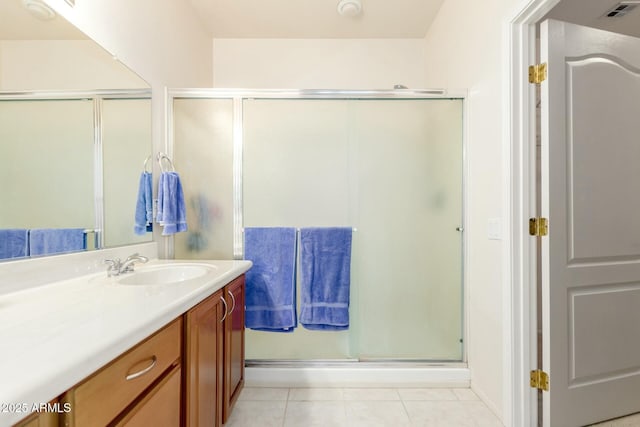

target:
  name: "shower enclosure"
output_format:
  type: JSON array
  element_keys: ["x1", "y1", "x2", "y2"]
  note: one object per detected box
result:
[{"x1": 170, "y1": 90, "x2": 465, "y2": 364}]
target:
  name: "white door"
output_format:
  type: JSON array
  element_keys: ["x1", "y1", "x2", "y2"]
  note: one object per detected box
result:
[{"x1": 540, "y1": 19, "x2": 640, "y2": 426}]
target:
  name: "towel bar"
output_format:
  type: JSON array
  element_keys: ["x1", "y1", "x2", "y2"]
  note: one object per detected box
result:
[{"x1": 241, "y1": 227, "x2": 357, "y2": 233}]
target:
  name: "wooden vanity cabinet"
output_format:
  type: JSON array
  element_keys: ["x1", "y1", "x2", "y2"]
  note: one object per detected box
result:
[
  {"x1": 184, "y1": 274, "x2": 246, "y2": 427},
  {"x1": 14, "y1": 273, "x2": 247, "y2": 427},
  {"x1": 184, "y1": 288, "x2": 225, "y2": 427},
  {"x1": 13, "y1": 404, "x2": 58, "y2": 427},
  {"x1": 223, "y1": 275, "x2": 245, "y2": 423},
  {"x1": 60, "y1": 318, "x2": 182, "y2": 427}
]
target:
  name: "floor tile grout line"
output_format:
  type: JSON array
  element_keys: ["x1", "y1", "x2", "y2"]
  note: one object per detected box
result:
[
  {"x1": 399, "y1": 394, "x2": 413, "y2": 425},
  {"x1": 281, "y1": 388, "x2": 291, "y2": 427}
]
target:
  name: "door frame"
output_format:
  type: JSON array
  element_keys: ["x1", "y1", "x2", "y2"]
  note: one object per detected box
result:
[{"x1": 505, "y1": 0, "x2": 562, "y2": 426}]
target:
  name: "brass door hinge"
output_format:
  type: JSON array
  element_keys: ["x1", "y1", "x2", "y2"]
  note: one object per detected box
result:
[
  {"x1": 530, "y1": 369, "x2": 549, "y2": 391},
  {"x1": 529, "y1": 217, "x2": 548, "y2": 237},
  {"x1": 529, "y1": 63, "x2": 547, "y2": 84}
]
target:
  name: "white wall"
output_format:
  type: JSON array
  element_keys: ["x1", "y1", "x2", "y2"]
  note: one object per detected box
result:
[
  {"x1": 43, "y1": 0, "x2": 212, "y2": 89},
  {"x1": 213, "y1": 39, "x2": 427, "y2": 89},
  {"x1": 421, "y1": 0, "x2": 519, "y2": 422},
  {"x1": 0, "y1": 40, "x2": 146, "y2": 90}
]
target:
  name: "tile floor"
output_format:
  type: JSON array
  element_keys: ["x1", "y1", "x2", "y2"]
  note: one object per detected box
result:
[
  {"x1": 591, "y1": 413, "x2": 640, "y2": 427},
  {"x1": 224, "y1": 387, "x2": 504, "y2": 427}
]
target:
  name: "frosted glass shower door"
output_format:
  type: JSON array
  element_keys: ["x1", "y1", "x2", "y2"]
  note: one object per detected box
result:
[
  {"x1": 242, "y1": 98, "x2": 464, "y2": 361},
  {"x1": 172, "y1": 98, "x2": 235, "y2": 259},
  {"x1": 352, "y1": 100, "x2": 463, "y2": 360},
  {"x1": 243, "y1": 100, "x2": 354, "y2": 359}
]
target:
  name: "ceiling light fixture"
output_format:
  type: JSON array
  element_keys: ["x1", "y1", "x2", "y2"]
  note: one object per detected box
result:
[
  {"x1": 22, "y1": 0, "x2": 57, "y2": 21},
  {"x1": 337, "y1": 0, "x2": 363, "y2": 17}
]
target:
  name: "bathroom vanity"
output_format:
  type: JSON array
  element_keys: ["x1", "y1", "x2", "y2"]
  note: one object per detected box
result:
[{"x1": 1, "y1": 259, "x2": 250, "y2": 427}]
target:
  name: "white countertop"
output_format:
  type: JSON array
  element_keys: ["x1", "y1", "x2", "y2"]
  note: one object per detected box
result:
[{"x1": 0, "y1": 259, "x2": 251, "y2": 427}]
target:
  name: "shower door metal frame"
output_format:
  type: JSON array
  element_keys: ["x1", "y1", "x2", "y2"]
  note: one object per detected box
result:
[{"x1": 167, "y1": 88, "x2": 469, "y2": 364}]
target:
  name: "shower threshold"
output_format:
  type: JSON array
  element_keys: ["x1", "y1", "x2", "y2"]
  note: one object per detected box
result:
[
  {"x1": 245, "y1": 360, "x2": 469, "y2": 388},
  {"x1": 247, "y1": 359, "x2": 466, "y2": 368}
]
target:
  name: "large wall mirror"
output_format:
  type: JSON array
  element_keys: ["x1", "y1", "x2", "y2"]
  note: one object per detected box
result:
[{"x1": 0, "y1": 0, "x2": 153, "y2": 261}]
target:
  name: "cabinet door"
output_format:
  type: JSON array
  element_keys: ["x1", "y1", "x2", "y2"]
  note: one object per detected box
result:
[
  {"x1": 13, "y1": 405, "x2": 58, "y2": 427},
  {"x1": 185, "y1": 289, "x2": 225, "y2": 427},
  {"x1": 223, "y1": 275, "x2": 245, "y2": 423},
  {"x1": 115, "y1": 365, "x2": 181, "y2": 427}
]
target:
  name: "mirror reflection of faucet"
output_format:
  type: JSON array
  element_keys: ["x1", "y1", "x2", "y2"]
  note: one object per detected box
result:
[{"x1": 103, "y1": 253, "x2": 149, "y2": 277}]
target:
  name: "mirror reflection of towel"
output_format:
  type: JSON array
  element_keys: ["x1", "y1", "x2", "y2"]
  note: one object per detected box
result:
[
  {"x1": 0, "y1": 229, "x2": 29, "y2": 259},
  {"x1": 134, "y1": 171, "x2": 153, "y2": 235},
  {"x1": 29, "y1": 228, "x2": 86, "y2": 256}
]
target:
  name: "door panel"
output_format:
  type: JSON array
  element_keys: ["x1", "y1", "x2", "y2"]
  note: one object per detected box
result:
[
  {"x1": 567, "y1": 57, "x2": 640, "y2": 262},
  {"x1": 541, "y1": 19, "x2": 640, "y2": 427}
]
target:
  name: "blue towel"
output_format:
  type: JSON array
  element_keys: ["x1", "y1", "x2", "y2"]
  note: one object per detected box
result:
[
  {"x1": 0, "y1": 229, "x2": 29, "y2": 259},
  {"x1": 29, "y1": 228, "x2": 86, "y2": 256},
  {"x1": 134, "y1": 171, "x2": 153, "y2": 235},
  {"x1": 157, "y1": 171, "x2": 187, "y2": 235},
  {"x1": 244, "y1": 227, "x2": 297, "y2": 332},
  {"x1": 299, "y1": 227, "x2": 352, "y2": 331}
]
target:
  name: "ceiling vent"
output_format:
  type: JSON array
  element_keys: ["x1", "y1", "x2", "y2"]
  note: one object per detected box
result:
[{"x1": 604, "y1": 1, "x2": 640, "y2": 18}]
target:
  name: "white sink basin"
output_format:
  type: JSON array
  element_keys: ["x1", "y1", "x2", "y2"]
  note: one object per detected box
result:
[{"x1": 117, "y1": 264, "x2": 216, "y2": 286}]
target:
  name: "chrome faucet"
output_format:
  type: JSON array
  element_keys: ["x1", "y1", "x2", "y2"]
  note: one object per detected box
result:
[{"x1": 104, "y1": 253, "x2": 149, "y2": 277}]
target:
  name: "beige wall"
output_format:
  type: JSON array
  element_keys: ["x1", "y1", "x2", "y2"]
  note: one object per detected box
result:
[
  {"x1": 212, "y1": 39, "x2": 427, "y2": 89},
  {"x1": 0, "y1": 40, "x2": 147, "y2": 90},
  {"x1": 43, "y1": 0, "x2": 212, "y2": 89},
  {"x1": 422, "y1": 0, "x2": 519, "y2": 421}
]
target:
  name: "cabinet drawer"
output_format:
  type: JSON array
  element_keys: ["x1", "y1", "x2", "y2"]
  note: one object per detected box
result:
[
  {"x1": 67, "y1": 318, "x2": 181, "y2": 427},
  {"x1": 114, "y1": 365, "x2": 181, "y2": 427}
]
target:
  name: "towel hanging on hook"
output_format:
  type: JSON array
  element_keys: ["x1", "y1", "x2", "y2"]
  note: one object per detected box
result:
[{"x1": 156, "y1": 152, "x2": 187, "y2": 235}]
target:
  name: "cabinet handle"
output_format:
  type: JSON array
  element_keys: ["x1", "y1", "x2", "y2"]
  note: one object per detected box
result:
[
  {"x1": 220, "y1": 295, "x2": 228, "y2": 323},
  {"x1": 227, "y1": 290, "x2": 236, "y2": 314},
  {"x1": 125, "y1": 355, "x2": 157, "y2": 381}
]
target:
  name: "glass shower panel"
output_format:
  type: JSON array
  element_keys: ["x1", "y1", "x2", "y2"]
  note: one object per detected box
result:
[
  {"x1": 352, "y1": 100, "x2": 463, "y2": 360},
  {"x1": 102, "y1": 98, "x2": 152, "y2": 248},
  {"x1": 242, "y1": 98, "x2": 463, "y2": 361},
  {"x1": 243, "y1": 99, "x2": 354, "y2": 360},
  {"x1": 0, "y1": 99, "x2": 94, "y2": 229},
  {"x1": 170, "y1": 94, "x2": 464, "y2": 362},
  {"x1": 173, "y1": 98, "x2": 235, "y2": 259}
]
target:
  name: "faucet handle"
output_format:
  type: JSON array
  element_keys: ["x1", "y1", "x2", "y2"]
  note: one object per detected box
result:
[
  {"x1": 103, "y1": 258, "x2": 120, "y2": 266},
  {"x1": 103, "y1": 258, "x2": 121, "y2": 276}
]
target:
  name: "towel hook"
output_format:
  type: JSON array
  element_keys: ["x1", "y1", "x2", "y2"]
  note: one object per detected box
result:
[
  {"x1": 143, "y1": 155, "x2": 152, "y2": 173},
  {"x1": 157, "y1": 152, "x2": 175, "y2": 173}
]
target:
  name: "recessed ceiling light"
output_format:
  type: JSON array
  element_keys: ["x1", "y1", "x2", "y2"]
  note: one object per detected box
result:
[
  {"x1": 22, "y1": 0, "x2": 57, "y2": 21},
  {"x1": 337, "y1": 0, "x2": 363, "y2": 17}
]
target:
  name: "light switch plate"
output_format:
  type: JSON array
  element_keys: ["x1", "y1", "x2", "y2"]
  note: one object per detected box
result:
[{"x1": 488, "y1": 218, "x2": 502, "y2": 240}]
